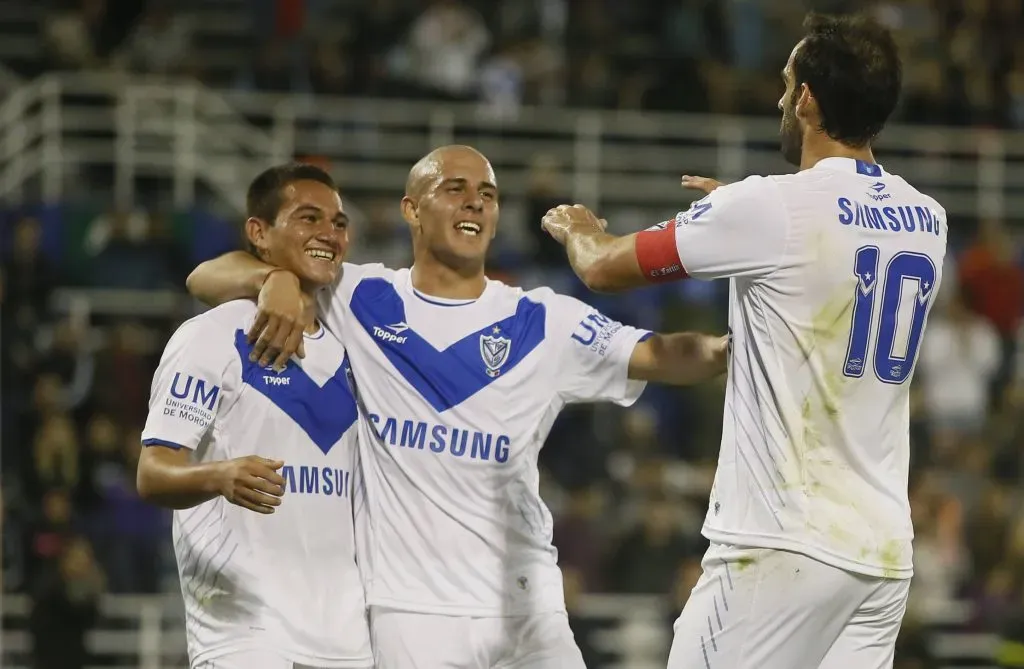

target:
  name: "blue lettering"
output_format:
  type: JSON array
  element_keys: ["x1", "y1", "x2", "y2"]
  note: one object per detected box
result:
[
  {"x1": 837, "y1": 198, "x2": 853, "y2": 224},
  {"x1": 429, "y1": 424, "x2": 447, "y2": 452},
  {"x1": 401, "y1": 420, "x2": 427, "y2": 449},
  {"x1": 839, "y1": 202, "x2": 942, "y2": 236},
  {"x1": 691, "y1": 199, "x2": 712, "y2": 220},
  {"x1": 914, "y1": 207, "x2": 932, "y2": 233},
  {"x1": 495, "y1": 435, "x2": 510, "y2": 463},
  {"x1": 299, "y1": 466, "x2": 319, "y2": 494},
  {"x1": 471, "y1": 433, "x2": 492, "y2": 460},
  {"x1": 450, "y1": 428, "x2": 467, "y2": 457},
  {"x1": 275, "y1": 466, "x2": 352, "y2": 497},
  {"x1": 281, "y1": 465, "x2": 296, "y2": 493},
  {"x1": 381, "y1": 417, "x2": 398, "y2": 445},
  {"x1": 571, "y1": 312, "x2": 611, "y2": 346},
  {"x1": 170, "y1": 372, "x2": 191, "y2": 400},
  {"x1": 368, "y1": 415, "x2": 513, "y2": 465},
  {"x1": 868, "y1": 206, "x2": 885, "y2": 230},
  {"x1": 193, "y1": 380, "x2": 219, "y2": 411}
]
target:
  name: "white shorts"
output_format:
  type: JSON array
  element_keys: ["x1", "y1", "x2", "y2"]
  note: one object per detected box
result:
[
  {"x1": 668, "y1": 543, "x2": 910, "y2": 669},
  {"x1": 191, "y1": 649, "x2": 372, "y2": 669},
  {"x1": 370, "y1": 607, "x2": 586, "y2": 669}
]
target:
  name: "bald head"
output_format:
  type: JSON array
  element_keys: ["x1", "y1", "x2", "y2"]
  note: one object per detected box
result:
[{"x1": 405, "y1": 145, "x2": 494, "y2": 198}]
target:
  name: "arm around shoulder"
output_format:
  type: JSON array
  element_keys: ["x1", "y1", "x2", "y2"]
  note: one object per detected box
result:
[{"x1": 186, "y1": 250, "x2": 279, "y2": 307}]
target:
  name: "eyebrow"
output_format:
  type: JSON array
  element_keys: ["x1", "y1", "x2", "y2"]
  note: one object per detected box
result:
[{"x1": 440, "y1": 177, "x2": 498, "y2": 191}]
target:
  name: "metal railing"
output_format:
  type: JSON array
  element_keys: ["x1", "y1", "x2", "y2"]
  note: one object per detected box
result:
[{"x1": 2, "y1": 72, "x2": 1024, "y2": 222}]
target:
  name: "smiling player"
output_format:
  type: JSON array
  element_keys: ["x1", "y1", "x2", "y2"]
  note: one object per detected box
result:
[
  {"x1": 137, "y1": 164, "x2": 371, "y2": 669},
  {"x1": 186, "y1": 145, "x2": 729, "y2": 669}
]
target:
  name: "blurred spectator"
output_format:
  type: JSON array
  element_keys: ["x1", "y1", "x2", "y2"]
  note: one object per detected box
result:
[
  {"x1": 607, "y1": 491, "x2": 698, "y2": 594},
  {"x1": 27, "y1": 414, "x2": 83, "y2": 504},
  {"x1": 403, "y1": 0, "x2": 491, "y2": 100},
  {"x1": 919, "y1": 291, "x2": 1001, "y2": 436},
  {"x1": 308, "y1": 41, "x2": 352, "y2": 96},
  {"x1": 5, "y1": 217, "x2": 56, "y2": 312},
  {"x1": 114, "y1": 1, "x2": 193, "y2": 76},
  {"x1": 24, "y1": 489, "x2": 76, "y2": 586},
  {"x1": 553, "y1": 485, "x2": 609, "y2": 590},
  {"x1": 236, "y1": 39, "x2": 306, "y2": 93},
  {"x1": 959, "y1": 220, "x2": 1024, "y2": 409},
  {"x1": 28, "y1": 536, "x2": 104, "y2": 669},
  {"x1": 89, "y1": 213, "x2": 182, "y2": 290},
  {"x1": 42, "y1": 0, "x2": 110, "y2": 70},
  {"x1": 88, "y1": 426, "x2": 166, "y2": 593}
]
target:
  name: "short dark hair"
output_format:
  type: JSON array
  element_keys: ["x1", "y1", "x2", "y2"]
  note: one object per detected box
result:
[
  {"x1": 244, "y1": 162, "x2": 338, "y2": 255},
  {"x1": 793, "y1": 13, "x2": 902, "y2": 147},
  {"x1": 246, "y1": 162, "x2": 338, "y2": 222}
]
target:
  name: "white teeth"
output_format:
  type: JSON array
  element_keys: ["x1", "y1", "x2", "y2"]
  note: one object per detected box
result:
[
  {"x1": 456, "y1": 222, "x2": 481, "y2": 235},
  {"x1": 306, "y1": 249, "x2": 335, "y2": 260}
]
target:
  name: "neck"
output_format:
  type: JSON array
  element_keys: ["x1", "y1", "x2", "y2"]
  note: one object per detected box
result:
[
  {"x1": 799, "y1": 134, "x2": 876, "y2": 171},
  {"x1": 410, "y1": 256, "x2": 486, "y2": 300},
  {"x1": 299, "y1": 288, "x2": 320, "y2": 334}
]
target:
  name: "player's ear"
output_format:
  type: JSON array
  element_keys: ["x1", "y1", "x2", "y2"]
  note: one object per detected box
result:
[
  {"x1": 245, "y1": 217, "x2": 272, "y2": 257},
  {"x1": 400, "y1": 196, "x2": 420, "y2": 232},
  {"x1": 795, "y1": 83, "x2": 815, "y2": 122}
]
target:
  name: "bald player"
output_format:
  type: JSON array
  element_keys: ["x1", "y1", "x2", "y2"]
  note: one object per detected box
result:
[{"x1": 187, "y1": 146, "x2": 729, "y2": 669}]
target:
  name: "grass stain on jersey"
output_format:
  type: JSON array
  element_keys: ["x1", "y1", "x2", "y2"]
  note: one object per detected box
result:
[{"x1": 735, "y1": 556, "x2": 757, "y2": 572}]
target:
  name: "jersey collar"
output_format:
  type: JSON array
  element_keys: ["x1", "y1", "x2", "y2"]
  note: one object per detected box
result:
[{"x1": 813, "y1": 157, "x2": 887, "y2": 177}]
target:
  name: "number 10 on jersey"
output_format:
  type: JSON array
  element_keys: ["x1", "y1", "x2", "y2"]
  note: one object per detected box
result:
[{"x1": 842, "y1": 246, "x2": 937, "y2": 384}]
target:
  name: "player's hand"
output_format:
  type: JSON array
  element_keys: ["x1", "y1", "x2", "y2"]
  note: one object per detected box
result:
[
  {"x1": 215, "y1": 456, "x2": 286, "y2": 514},
  {"x1": 681, "y1": 175, "x2": 725, "y2": 194},
  {"x1": 248, "y1": 270, "x2": 310, "y2": 371},
  {"x1": 541, "y1": 204, "x2": 607, "y2": 245}
]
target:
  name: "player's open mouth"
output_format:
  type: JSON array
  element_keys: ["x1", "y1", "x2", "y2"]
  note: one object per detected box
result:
[
  {"x1": 305, "y1": 248, "x2": 336, "y2": 261},
  {"x1": 455, "y1": 221, "x2": 481, "y2": 236}
]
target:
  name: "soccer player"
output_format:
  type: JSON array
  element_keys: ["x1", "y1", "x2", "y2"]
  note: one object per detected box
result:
[
  {"x1": 186, "y1": 145, "x2": 728, "y2": 668},
  {"x1": 540, "y1": 13, "x2": 946, "y2": 669},
  {"x1": 137, "y1": 164, "x2": 372, "y2": 669}
]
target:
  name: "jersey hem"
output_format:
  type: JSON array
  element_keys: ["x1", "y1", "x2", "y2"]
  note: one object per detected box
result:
[
  {"x1": 279, "y1": 650, "x2": 374, "y2": 668},
  {"x1": 702, "y1": 527, "x2": 914, "y2": 580},
  {"x1": 188, "y1": 640, "x2": 258, "y2": 666},
  {"x1": 367, "y1": 596, "x2": 566, "y2": 618}
]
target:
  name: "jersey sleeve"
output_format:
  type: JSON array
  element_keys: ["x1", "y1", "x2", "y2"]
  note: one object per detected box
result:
[
  {"x1": 141, "y1": 317, "x2": 236, "y2": 451},
  {"x1": 552, "y1": 294, "x2": 650, "y2": 406},
  {"x1": 635, "y1": 176, "x2": 790, "y2": 281}
]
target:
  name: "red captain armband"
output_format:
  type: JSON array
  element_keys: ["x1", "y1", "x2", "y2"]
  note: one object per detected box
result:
[{"x1": 635, "y1": 221, "x2": 688, "y2": 282}]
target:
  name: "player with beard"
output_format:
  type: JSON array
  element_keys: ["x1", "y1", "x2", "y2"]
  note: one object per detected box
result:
[{"x1": 541, "y1": 13, "x2": 947, "y2": 669}]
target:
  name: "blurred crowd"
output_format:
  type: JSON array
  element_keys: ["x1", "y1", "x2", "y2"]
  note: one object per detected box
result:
[
  {"x1": 4, "y1": 1, "x2": 1024, "y2": 668},
  {"x1": 8, "y1": 0, "x2": 1022, "y2": 127},
  {"x1": 5, "y1": 201, "x2": 1024, "y2": 669}
]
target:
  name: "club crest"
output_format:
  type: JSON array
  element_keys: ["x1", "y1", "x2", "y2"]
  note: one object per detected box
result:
[{"x1": 480, "y1": 333, "x2": 511, "y2": 377}]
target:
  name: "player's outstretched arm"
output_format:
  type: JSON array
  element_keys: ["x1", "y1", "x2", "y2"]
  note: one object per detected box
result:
[
  {"x1": 541, "y1": 205, "x2": 647, "y2": 293},
  {"x1": 137, "y1": 445, "x2": 286, "y2": 514},
  {"x1": 627, "y1": 332, "x2": 729, "y2": 385},
  {"x1": 187, "y1": 251, "x2": 311, "y2": 369}
]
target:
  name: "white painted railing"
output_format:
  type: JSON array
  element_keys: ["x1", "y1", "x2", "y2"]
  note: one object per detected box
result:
[{"x1": 2, "y1": 72, "x2": 1024, "y2": 223}]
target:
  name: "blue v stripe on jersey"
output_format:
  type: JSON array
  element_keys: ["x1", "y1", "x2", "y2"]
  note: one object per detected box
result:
[
  {"x1": 349, "y1": 278, "x2": 547, "y2": 413},
  {"x1": 233, "y1": 330, "x2": 357, "y2": 454}
]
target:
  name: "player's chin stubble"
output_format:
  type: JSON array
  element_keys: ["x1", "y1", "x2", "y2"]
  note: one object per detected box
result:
[{"x1": 780, "y1": 112, "x2": 802, "y2": 167}]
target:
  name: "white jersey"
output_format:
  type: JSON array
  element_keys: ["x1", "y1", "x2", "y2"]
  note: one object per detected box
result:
[
  {"x1": 141, "y1": 300, "x2": 372, "y2": 667},
  {"x1": 318, "y1": 265, "x2": 649, "y2": 616},
  {"x1": 658, "y1": 157, "x2": 947, "y2": 579}
]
